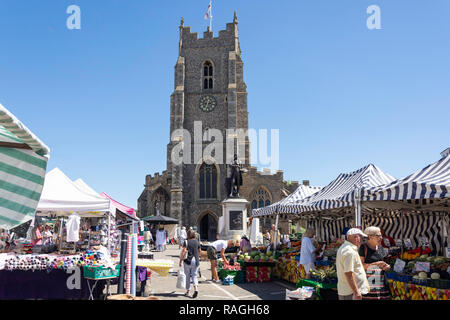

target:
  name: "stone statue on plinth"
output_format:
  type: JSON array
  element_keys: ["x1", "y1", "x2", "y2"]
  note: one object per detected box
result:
[{"x1": 227, "y1": 154, "x2": 246, "y2": 198}]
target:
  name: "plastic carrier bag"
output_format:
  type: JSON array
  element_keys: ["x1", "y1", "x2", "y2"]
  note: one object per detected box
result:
[{"x1": 176, "y1": 268, "x2": 186, "y2": 289}]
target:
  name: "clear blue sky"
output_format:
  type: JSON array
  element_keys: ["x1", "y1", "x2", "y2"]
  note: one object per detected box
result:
[{"x1": 1, "y1": 0, "x2": 449, "y2": 209}]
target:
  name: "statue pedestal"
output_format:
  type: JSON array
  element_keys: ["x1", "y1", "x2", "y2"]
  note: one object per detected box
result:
[{"x1": 220, "y1": 198, "x2": 248, "y2": 240}]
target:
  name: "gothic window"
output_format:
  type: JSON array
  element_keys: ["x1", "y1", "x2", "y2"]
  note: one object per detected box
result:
[
  {"x1": 203, "y1": 61, "x2": 213, "y2": 90},
  {"x1": 251, "y1": 187, "x2": 272, "y2": 209},
  {"x1": 199, "y1": 163, "x2": 217, "y2": 199}
]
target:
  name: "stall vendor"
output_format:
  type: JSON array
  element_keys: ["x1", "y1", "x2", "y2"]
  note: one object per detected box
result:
[
  {"x1": 31, "y1": 224, "x2": 44, "y2": 246},
  {"x1": 43, "y1": 224, "x2": 54, "y2": 245}
]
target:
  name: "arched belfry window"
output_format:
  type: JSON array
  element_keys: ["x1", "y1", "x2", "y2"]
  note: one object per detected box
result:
[
  {"x1": 199, "y1": 163, "x2": 217, "y2": 199},
  {"x1": 203, "y1": 61, "x2": 213, "y2": 90}
]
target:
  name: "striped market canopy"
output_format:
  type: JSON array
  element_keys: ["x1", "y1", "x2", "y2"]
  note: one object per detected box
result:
[
  {"x1": 251, "y1": 184, "x2": 322, "y2": 217},
  {"x1": 362, "y1": 153, "x2": 450, "y2": 201},
  {"x1": 285, "y1": 164, "x2": 396, "y2": 214},
  {"x1": 0, "y1": 104, "x2": 50, "y2": 229}
]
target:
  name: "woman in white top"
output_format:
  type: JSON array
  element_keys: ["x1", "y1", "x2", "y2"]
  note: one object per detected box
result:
[
  {"x1": 299, "y1": 228, "x2": 321, "y2": 278},
  {"x1": 179, "y1": 226, "x2": 187, "y2": 249},
  {"x1": 155, "y1": 226, "x2": 166, "y2": 252}
]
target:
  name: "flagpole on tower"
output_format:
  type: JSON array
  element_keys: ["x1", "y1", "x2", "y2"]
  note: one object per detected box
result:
[{"x1": 205, "y1": 0, "x2": 212, "y2": 31}]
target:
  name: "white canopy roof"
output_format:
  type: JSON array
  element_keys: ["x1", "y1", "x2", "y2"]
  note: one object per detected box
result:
[{"x1": 36, "y1": 168, "x2": 110, "y2": 216}]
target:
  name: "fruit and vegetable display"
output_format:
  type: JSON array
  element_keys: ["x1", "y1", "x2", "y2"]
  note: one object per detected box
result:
[
  {"x1": 388, "y1": 279, "x2": 450, "y2": 300},
  {"x1": 239, "y1": 250, "x2": 276, "y2": 263},
  {"x1": 310, "y1": 266, "x2": 337, "y2": 284}
]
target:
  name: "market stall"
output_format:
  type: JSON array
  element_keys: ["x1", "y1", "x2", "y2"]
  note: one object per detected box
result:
[
  {"x1": 0, "y1": 168, "x2": 122, "y2": 299},
  {"x1": 358, "y1": 154, "x2": 450, "y2": 300},
  {"x1": 248, "y1": 164, "x2": 397, "y2": 299},
  {"x1": 0, "y1": 103, "x2": 50, "y2": 231}
]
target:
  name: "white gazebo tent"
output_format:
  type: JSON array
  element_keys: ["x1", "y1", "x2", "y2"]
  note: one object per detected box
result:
[{"x1": 35, "y1": 168, "x2": 111, "y2": 251}]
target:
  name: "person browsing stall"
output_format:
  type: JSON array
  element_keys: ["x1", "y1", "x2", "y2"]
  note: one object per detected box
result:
[
  {"x1": 336, "y1": 228, "x2": 370, "y2": 300},
  {"x1": 299, "y1": 228, "x2": 321, "y2": 279},
  {"x1": 207, "y1": 239, "x2": 234, "y2": 282},
  {"x1": 359, "y1": 226, "x2": 391, "y2": 300}
]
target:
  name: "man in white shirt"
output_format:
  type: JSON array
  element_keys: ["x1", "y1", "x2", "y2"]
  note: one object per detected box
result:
[
  {"x1": 336, "y1": 228, "x2": 370, "y2": 300},
  {"x1": 299, "y1": 228, "x2": 321, "y2": 278}
]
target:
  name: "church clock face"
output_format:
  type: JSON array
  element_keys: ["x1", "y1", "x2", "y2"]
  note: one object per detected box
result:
[{"x1": 199, "y1": 95, "x2": 217, "y2": 112}]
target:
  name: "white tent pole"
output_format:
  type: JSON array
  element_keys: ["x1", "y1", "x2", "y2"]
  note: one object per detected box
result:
[
  {"x1": 400, "y1": 210, "x2": 404, "y2": 258},
  {"x1": 274, "y1": 214, "x2": 279, "y2": 251},
  {"x1": 108, "y1": 211, "x2": 111, "y2": 253}
]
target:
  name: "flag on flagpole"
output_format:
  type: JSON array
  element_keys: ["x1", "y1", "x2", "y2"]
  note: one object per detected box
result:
[{"x1": 204, "y1": 1, "x2": 212, "y2": 20}]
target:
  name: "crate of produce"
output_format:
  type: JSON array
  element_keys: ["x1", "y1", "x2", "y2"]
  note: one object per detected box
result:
[
  {"x1": 218, "y1": 269, "x2": 238, "y2": 280},
  {"x1": 83, "y1": 265, "x2": 120, "y2": 279},
  {"x1": 223, "y1": 275, "x2": 235, "y2": 285}
]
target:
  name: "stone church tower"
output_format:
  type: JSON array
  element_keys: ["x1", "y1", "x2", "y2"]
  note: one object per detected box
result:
[{"x1": 138, "y1": 14, "x2": 302, "y2": 241}]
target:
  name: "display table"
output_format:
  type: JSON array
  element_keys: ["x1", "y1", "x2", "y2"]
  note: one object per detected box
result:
[
  {"x1": 0, "y1": 269, "x2": 105, "y2": 300},
  {"x1": 86, "y1": 276, "x2": 116, "y2": 300}
]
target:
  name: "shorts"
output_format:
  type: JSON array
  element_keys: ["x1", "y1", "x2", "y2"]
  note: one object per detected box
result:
[
  {"x1": 338, "y1": 294, "x2": 354, "y2": 300},
  {"x1": 207, "y1": 246, "x2": 217, "y2": 260},
  {"x1": 302, "y1": 263, "x2": 315, "y2": 274}
]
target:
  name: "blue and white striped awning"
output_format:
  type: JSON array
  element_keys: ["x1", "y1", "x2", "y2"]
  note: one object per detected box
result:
[
  {"x1": 251, "y1": 185, "x2": 322, "y2": 217},
  {"x1": 362, "y1": 154, "x2": 450, "y2": 201},
  {"x1": 0, "y1": 104, "x2": 50, "y2": 229},
  {"x1": 285, "y1": 164, "x2": 395, "y2": 214}
]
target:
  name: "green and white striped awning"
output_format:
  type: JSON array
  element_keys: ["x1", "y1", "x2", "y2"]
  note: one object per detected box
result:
[{"x1": 0, "y1": 103, "x2": 50, "y2": 230}]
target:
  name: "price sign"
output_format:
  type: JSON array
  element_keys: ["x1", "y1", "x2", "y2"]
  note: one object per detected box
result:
[
  {"x1": 419, "y1": 237, "x2": 429, "y2": 247},
  {"x1": 414, "y1": 262, "x2": 430, "y2": 273},
  {"x1": 380, "y1": 247, "x2": 389, "y2": 258},
  {"x1": 404, "y1": 239, "x2": 413, "y2": 249},
  {"x1": 393, "y1": 258, "x2": 406, "y2": 273},
  {"x1": 394, "y1": 239, "x2": 403, "y2": 247}
]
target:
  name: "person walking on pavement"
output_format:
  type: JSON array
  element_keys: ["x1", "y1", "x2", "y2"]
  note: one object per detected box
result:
[
  {"x1": 179, "y1": 229, "x2": 201, "y2": 298},
  {"x1": 192, "y1": 226, "x2": 202, "y2": 278},
  {"x1": 336, "y1": 228, "x2": 370, "y2": 300}
]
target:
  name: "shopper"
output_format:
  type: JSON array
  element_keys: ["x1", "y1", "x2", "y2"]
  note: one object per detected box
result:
[
  {"x1": 359, "y1": 226, "x2": 391, "y2": 300},
  {"x1": 240, "y1": 234, "x2": 252, "y2": 253},
  {"x1": 192, "y1": 226, "x2": 202, "y2": 278},
  {"x1": 336, "y1": 228, "x2": 370, "y2": 300},
  {"x1": 299, "y1": 228, "x2": 321, "y2": 278},
  {"x1": 155, "y1": 225, "x2": 166, "y2": 252},
  {"x1": 179, "y1": 226, "x2": 187, "y2": 249},
  {"x1": 179, "y1": 229, "x2": 201, "y2": 298},
  {"x1": 207, "y1": 239, "x2": 234, "y2": 282}
]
